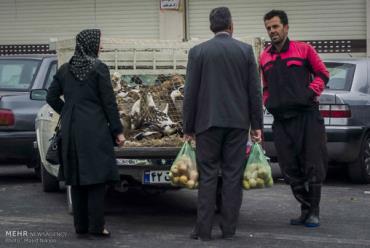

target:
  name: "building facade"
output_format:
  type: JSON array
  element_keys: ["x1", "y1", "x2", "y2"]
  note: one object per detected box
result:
[{"x1": 0, "y1": 0, "x2": 368, "y2": 56}]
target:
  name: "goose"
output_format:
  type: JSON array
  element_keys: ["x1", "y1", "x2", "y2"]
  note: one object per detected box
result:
[
  {"x1": 138, "y1": 92, "x2": 178, "y2": 135},
  {"x1": 111, "y1": 71, "x2": 122, "y2": 93},
  {"x1": 119, "y1": 111, "x2": 132, "y2": 137},
  {"x1": 133, "y1": 131, "x2": 163, "y2": 140},
  {"x1": 170, "y1": 74, "x2": 185, "y2": 89},
  {"x1": 130, "y1": 98, "x2": 142, "y2": 130},
  {"x1": 162, "y1": 103, "x2": 169, "y2": 115},
  {"x1": 170, "y1": 88, "x2": 184, "y2": 114}
]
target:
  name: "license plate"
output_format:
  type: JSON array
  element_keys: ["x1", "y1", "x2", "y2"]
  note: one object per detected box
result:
[{"x1": 143, "y1": 170, "x2": 171, "y2": 184}]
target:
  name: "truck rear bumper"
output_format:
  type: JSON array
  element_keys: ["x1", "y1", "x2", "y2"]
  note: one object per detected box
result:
[{"x1": 114, "y1": 147, "x2": 181, "y2": 186}]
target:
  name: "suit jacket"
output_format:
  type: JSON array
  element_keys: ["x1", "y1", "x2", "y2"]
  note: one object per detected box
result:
[{"x1": 182, "y1": 33, "x2": 263, "y2": 134}]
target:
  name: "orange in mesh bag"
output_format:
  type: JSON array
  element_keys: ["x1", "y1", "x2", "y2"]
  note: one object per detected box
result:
[{"x1": 169, "y1": 141, "x2": 198, "y2": 189}]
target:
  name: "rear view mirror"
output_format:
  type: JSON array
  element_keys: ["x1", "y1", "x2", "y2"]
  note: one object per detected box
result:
[{"x1": 30, "y1": 89, "x2": 48, "y2": 101}]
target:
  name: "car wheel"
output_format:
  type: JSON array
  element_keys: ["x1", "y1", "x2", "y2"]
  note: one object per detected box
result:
[
  {"x1": 348, "y1": 134, "x2": 370, "y2": 184},
  {"x1": 28, "y1": 149, "x2": 41, "y2": 180},
  {"x1": 66, "y1": 185, "x2": 73, "y2": 215},
  {"x1": 34, "y1": 166, "x2": 41, "y2": 180},
  {"x1": 41, "y1": 162, "x2": 60, "y2": 192}
]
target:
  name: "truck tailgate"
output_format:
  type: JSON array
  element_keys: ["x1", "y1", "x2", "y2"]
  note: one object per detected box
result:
[{"x1": 114, "y1": 147, "x2": 181, "y2": 159}]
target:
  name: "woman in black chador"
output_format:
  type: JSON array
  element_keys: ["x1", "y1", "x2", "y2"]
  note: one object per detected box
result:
[{"x1": 47, "y1": 29, "x2": 125, "y2": 237}]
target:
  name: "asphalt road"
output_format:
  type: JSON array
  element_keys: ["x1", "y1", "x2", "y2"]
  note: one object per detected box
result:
[{"x1": 0, "y1": 165, "x2": 369, "y2": 248}]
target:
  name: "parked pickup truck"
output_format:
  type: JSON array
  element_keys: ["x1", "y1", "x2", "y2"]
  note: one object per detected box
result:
[
  {"x1": 0, "y1": 55, "x2": 57, "y2": 174},
  {"x1": 32, "y1": 37, "x2": 263, "y2": 212}
]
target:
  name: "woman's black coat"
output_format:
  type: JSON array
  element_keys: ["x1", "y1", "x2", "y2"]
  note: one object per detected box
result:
[{"x1": 46, "y1": 61, "x2": 122, "y2": 186}]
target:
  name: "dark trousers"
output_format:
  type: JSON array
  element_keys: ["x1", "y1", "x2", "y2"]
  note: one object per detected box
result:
[
  {"x1": 272, "y1": 109, "x2": 328, "y2": 213},
  {"x1": 71, "y1": 183, "x2": 106, "y2": 233},
  {"x1": 195, "y1": 127, "x2": 247, "y2": 237}
]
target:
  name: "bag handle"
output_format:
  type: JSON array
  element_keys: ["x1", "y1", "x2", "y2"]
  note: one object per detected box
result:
[{"x1": 54, "y1": 116, "x2": 62, "y2": 132}]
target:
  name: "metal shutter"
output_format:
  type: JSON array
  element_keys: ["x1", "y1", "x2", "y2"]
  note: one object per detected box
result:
[
  {"x1": 188, "y1": 0, "x2": 366, "y2": 41},
  {"x1": 0, "y1": 0, "x2": 159, "y2": 45}
]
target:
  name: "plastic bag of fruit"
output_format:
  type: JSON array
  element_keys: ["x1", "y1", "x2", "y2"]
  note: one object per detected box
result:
[
  {"x1": 242, "y1": 143, "x2": 273, "y2": 190},
  {"x1": 169, "y1": 141, "x2": 198, "y2": 189}
]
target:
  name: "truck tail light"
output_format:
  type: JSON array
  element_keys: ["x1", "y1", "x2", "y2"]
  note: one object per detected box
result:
[
  {"x1": 0, "y1": 109, "x2": 15, "y2": 126},
  {"x1": 319, "y1": 104, "x2": 351, "y2": 118}
]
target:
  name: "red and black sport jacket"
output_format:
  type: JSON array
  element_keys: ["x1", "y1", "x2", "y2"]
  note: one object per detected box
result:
[{"x1": 259, "y1": 38, "x2": 329, "y2": 119}]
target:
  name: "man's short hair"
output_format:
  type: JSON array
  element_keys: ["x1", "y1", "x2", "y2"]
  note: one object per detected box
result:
[
  {"x1": 209, "y1": 7, "x2": 232, "y2": 33},
  {"x1": 263, "y1": 10, "x2": 289, "y2": 25}
]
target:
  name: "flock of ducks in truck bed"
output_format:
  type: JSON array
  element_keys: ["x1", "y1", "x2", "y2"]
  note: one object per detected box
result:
[{"x1": 111, "y1": 72, "x2": 185, "y2": 146}]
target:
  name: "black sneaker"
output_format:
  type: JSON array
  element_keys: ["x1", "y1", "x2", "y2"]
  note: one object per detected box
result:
[
  {"x1": 219, "y1": 224, "x2": 235, "y2": 240},
  {"x1": 290, "y1": 210, "x2": 309, "y2": 225},
  {"x1": 189, "y1": 229, "x2": 199, "y2": 240}
]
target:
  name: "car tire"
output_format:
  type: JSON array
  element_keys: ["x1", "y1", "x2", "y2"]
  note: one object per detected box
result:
[
  {"x1": 29, "y1": 150, "x2": 41, "y2": 180},
  {"x1": 66, "y1": 185, "x2": 73, "y2": 215},
  {"x1": 348, "y1": 133, "x2": 370, "y2": 184},
  {"x1": 41, "y1": 163, "x2": 60, "y2": 192},
  {"x1": 34, "y1": 166, "x2": 41, "y2": 180}
]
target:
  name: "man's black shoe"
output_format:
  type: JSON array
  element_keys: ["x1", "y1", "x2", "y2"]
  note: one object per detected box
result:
[
  {"x1": 219, "y1": 224, "x2": 235, "y2": 240},
  {"x1": 189, "y1": 228, "x2": 211, "y2": 241},
  {"x1": 222, "y1": 234, "x2": 235, "y2": 240}
]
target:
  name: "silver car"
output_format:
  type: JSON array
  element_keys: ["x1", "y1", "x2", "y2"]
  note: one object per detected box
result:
[
  {"x1": 263, "y1": 58, "x2": 370, "y2": 183},
  {"x1": 0, "y1": 55, "x2": 57, "y2": 172}
]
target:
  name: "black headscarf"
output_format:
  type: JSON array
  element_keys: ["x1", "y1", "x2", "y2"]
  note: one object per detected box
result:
[{"x1": 69, "y1": 29, "x2": 101, "y2": 81}]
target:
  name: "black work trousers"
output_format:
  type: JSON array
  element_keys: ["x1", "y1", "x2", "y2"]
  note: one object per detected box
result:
[
  {"x1": 71, "y1": 183, "x2": 106, "y2": 233},
  {"x1": 195, "y1": 127, "x2": 248, "y2": 238},
  {"x1": 272, "y1": 109, "x2": 328, "y2": 212}
]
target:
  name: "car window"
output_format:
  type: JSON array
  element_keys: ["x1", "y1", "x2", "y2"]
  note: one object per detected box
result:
[
  {"x1": 44, "y1": 62, "x2": 57, "y2": 89},
  {"x1": 0, "y1": 59, "x2": 41, "y2": 91},
  {"x1": 324, "y1": 62, "x2": 355, "y2": 91}
]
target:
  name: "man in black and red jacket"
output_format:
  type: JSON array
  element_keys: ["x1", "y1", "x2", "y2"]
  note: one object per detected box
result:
[{"x1": 260, "y1": 10, "x2": 329, "y2": 227}]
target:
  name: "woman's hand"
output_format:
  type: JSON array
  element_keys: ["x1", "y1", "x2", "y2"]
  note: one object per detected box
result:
[{"x1": 116, "y1": 133, "x2": 126, "y2": 146}]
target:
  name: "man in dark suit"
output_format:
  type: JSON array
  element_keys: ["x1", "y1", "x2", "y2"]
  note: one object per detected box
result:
[{"x1": 182, "y1": 7, "x2": 263, "y2": 241}]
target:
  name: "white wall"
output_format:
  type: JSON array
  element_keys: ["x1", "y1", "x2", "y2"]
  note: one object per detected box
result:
[
  {"x1": 0, "y1": 0, "x2": 160, "y2": 44},
  {"x1": 188, "y1": 0, "x2": 366, "y2": 41}
]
